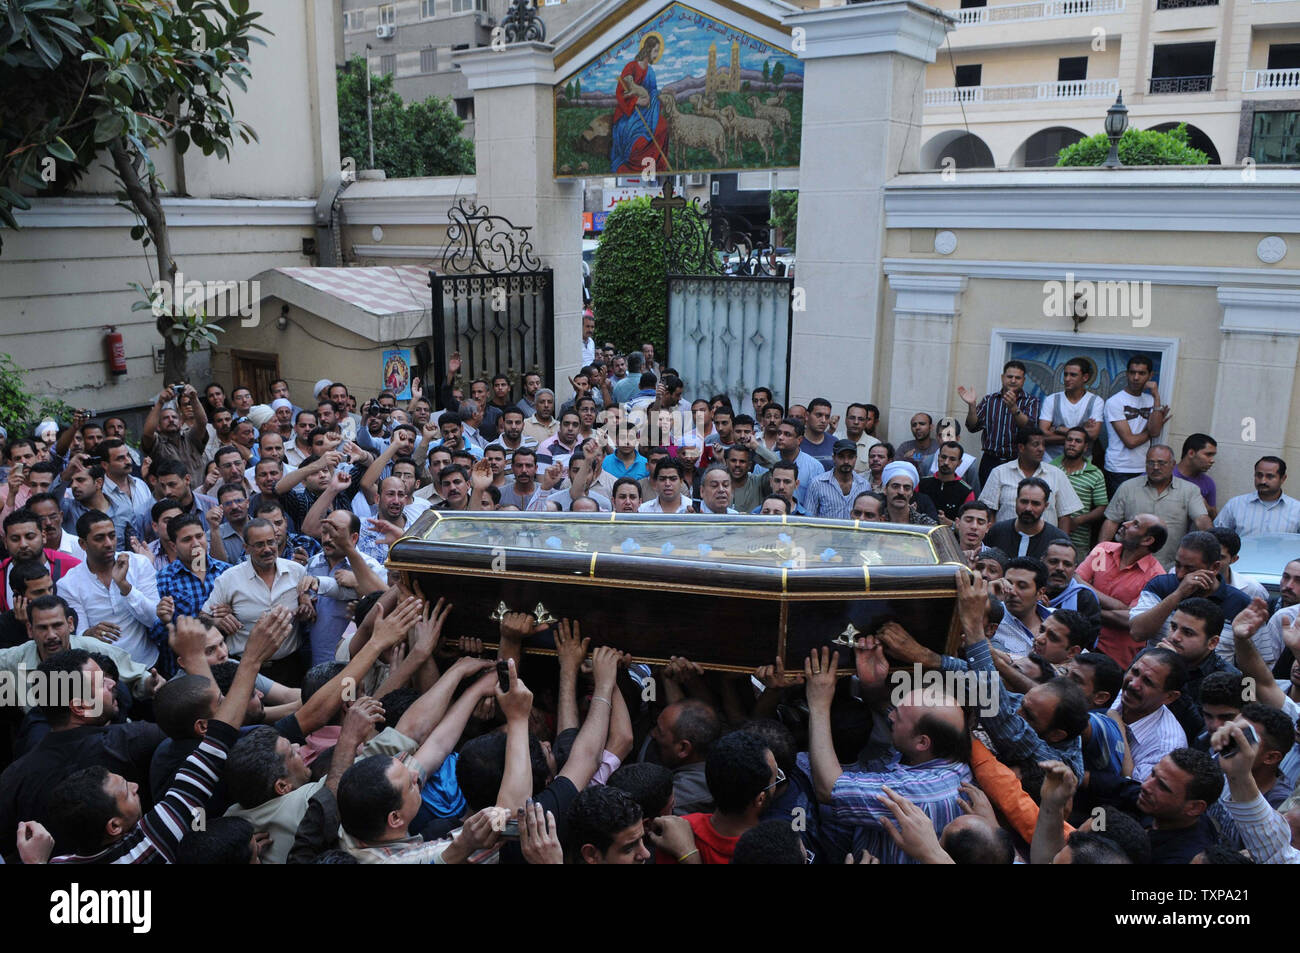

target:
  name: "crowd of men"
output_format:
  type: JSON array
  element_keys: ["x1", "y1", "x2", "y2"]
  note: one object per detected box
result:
[{"x1": 0, "y1": 336, "x2": 1297, "y2": 865}]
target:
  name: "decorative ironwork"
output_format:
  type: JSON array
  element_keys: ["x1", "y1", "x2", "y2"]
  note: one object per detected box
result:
[
  {"x1": 441, "y1": 198, "x2": 543, "y2": 275},
  {"x1": 501, "y1": 0, "x2": 546, "y2": 43},
  {"x1": 1147, "y1": 74, "x2": 1213, "y2": 94},
  {"x1": 658, "y1": 182, "x2": 786, "y2": 278}
]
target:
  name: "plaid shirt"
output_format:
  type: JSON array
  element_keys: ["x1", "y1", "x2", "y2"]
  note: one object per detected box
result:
[
  {"x1": 974, "y1": 391, "x2": 1041, "y2": 459},
  {"x1": 149, "y1": 557, "x2": 233, "y2": 676},
  {"x1": 281, "y1": 533, "x2": 323, "y2": 562}
]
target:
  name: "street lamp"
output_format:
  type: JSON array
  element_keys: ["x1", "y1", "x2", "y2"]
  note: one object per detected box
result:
[{"x1": 1102, "y1": 91, "x2": 1128, "y2": 169}]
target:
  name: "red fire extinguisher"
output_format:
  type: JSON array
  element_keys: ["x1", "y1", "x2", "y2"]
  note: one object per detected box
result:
[{"x1": 105, "y1": 326, "x2": 127, "y2": 376}]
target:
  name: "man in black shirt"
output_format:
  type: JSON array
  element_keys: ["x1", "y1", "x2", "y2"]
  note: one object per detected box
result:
[
  {"x1": 0, "y1": 648, "x2": 164, "y2": 859},
  {"x1": 918, "y1": 441, "x2": 975, "y2": 523},
  {"x1": 985, "y1": 477, "x2": 1071, "y2": 560}
]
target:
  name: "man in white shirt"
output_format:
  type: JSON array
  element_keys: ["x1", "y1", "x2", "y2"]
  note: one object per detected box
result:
[
  {"x1": 1037, "y1": 357, "x2": 1104, "y2": 464},
  {"x1": 697, "y1": 464, "x2": 737, "y2": 515},
  {"x1": 581, "y1": 311, "x2": 596, "y2": 367},
  {"x1": 28, "y1": 493, "x2": 79, "y2": 557},
  {"x1": 979, "y1": 430, "x2": 1083, "y2": 529},
  {"x1": 202, "y1": 519, "x2": 340, "y2": 682},
  {"x1": 61, "y1": 511, "x2": 162, "y2": 668},
  {"x1": 1103, "y1": 354, "x2": 1169, "y2": 496},
  {"x1": 1109, "y1": 647, "x2": 1188, "y2": 781},
  {"x1": 284, "y1": 410, "x2": 318, "y2": 468},
  {"x1": 640, "y1": 458, "x2": 693, "y2": 514}
]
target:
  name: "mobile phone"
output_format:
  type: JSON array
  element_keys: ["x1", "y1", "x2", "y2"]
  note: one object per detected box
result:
[
  {"x1": 500, "y1": 818, "x2": 520, "y2": 838},
  {"x1": 496, "y1": 658, "x2": 510, "y2": 692},
  {"x1": 1217, "y1": 724, "x2": 1258, "y2": 760}
]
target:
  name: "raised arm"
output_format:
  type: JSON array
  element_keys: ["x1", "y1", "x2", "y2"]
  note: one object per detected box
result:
[
  {"x1": 554, "y1": 619, "x2": 590, "y2": 735},
  {"x1": 805, "y1": 646, "x2": 844, "y2": 804},
  {"x1": 1030, "y1": 760, "x2": 1077, "y2": 865},
  {"x1": 495, "y1": 659, "x2": 535, "y2": 810},
  {"x1": 1231, "y1": 598, "x2": 1288, "y2": 710},
  {"x1": 558, "y1": 646, "x2": 618, "y2": 789}
]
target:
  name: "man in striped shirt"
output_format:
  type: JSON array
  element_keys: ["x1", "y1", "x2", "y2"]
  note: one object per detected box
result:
[
  {"x1": 959, "y1": 361, "x2": 1041, "y2": 488},
  {"x1": 43, "y1": 615, "x2": 279, "y2": 863},
  {"x1": 1214, "y1": 455, "x2": 1300, "y2": 537},
  {"x1": 805, "y1": 644, "x2": 971, "y2": 865},
  {"x1": 1109, "y1": 647, "x2": 1188, "y2": 781}
]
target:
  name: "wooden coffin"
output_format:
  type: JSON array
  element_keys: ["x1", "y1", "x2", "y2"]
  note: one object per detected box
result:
[{"x1": 387, "y1": 511, "x2": 967, "y2": 673}]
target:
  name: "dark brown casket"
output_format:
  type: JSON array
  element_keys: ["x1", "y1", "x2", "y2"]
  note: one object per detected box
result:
[{"x1": 387, "y1": 511, "x2": 967, "y2": 673}]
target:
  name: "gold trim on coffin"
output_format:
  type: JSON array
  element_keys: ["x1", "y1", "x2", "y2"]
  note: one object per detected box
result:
[
  {"x1": 470, "y1": 644, "x2": 854, "y2": 677},
  {"x1": 385, "y1": 560, "x2": 959, "y2": 601}
]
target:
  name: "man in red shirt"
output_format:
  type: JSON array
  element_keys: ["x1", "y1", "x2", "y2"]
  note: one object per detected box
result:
[
  {"x1": 651, "y1": 731, "x2": 778, "y2": 864},
  {"x1": 1075, "y1": 513, "x2": 1167, "y2": 667},
  {"x1": 1, "y1": 509, "x2": 81, "y2": 611}
]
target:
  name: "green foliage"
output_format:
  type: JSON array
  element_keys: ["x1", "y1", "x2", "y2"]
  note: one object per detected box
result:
[
  {"x1": 0, "y1": 0, "x2": 269, "y2": 244},
  {"x1": 0, "y1": 353, "x2": 74, "y2": 438},
  {"x1": 337, "y1": 56, "x2": 473, "y2": 178},
  {"x1": 769, "y1": 190, "x2": 797, "y2": 251},
  {"x1": 590, "y1": 194, "x2": 710, "y2": 356},
  {"x1": 771, "y1": 62, "x2": 784, "y2": 88},
  {"x1": 1056, "y1": 122, "x2": 1209, "y2": 166},
  {"x1": 762, "y1": 61, "x2": 770, "y2": 84}
]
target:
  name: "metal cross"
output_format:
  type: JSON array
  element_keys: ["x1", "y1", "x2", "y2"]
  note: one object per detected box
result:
[{"x1": 650, "y1": 180, "x2": 687, "y2": 238}]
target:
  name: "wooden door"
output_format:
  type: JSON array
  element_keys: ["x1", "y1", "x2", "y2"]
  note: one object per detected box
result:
[{"x1": 231, "y1": 350, "x2": 281, "y2": 404}]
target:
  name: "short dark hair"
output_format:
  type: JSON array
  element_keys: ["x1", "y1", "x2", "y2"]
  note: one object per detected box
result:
[
  {"x1": 154, "y1": 674, "x2": 217, "y2": 741},
  {"x1": 150, "y1": 497, "x2": 183, "y2": 523},
  {"x1": 1004, "y1": 556, "x2": 1048, "y2": 592},
  {"x1": 1172, "y1": 597, "x2": 1225, "y2": 644},
  {"x1": 778, "y1": 416, "x2": 805, "y2": 438},
  {"x1": 1167, "y1": 747, "x2": 1222, "y2": 806},
  {"x1": 653, "y1": 457, "x2": 685, "y2": 481},
  {"x1": 175, "y1": 816, "x2": 257, "y2": 864},
  {"x1": 731, "y1": 820, "x2": 805, "y2": 864},
  {"x1": 808, "y1": 397, "x2": 831, "y2": 414},
  {"x1": 1181, "y1": 433, "x2": 1216, "y2": 458},
  {"x1": 1014, "y1": 428, "x2": 1043, "y2": 449},
  {"x1": 226, "y1": 725, "x2": 291, "y2": 809},
  {"x1": 241, "y1": 517, "x2": 275, "y2": 544},
  {"x1": 1209, "y1": 526, "x2": 1241, "y2": 560},
  {"x1": 607, "y1": 762, "x2": 674, "y2": 819},
  {"x1": 45, "y1": 765, "x2": 119, "y2": 855},
  {"x1": 705, "y1": 731, "x2": 772, "y2": 814},
  {"x1": 338, "y1": 755, "x2": 404, "y2": 842},
  {"x1": 153, "y1": 458, "x2": 190, "y2": 480},
  {"x1": 761, "y1": 494, "x2": 792, "y2": 513},
  {"x1": 914, "y1": 711, "x2": 971, "y2": 762},
  {"x1": 1063, "y1": 356, "x2": 1094, "y2": 380},
  {"x1": 437, "y1": 464, "x2": 470, "y2": 487},
  {"x1": 1065, "y1": 831, "x2": 1131, "y2": 864},
  {"x1": 215, "y1": 444, "x2": 243, "y2": 463},
  {"x1": 1042, "y1": 676, "x2": 1091, "y2": 740},
  {"x1": 1051, "y1": 608, "x2": 1094, "y2": 650},
  {"x1": 9, "y1": 558, "x2": 52, "y2": 596},
  {"x1": 36, "y1": 648, "x2": 93, "y2": 727},
  {"x1": 1142, "y1": 521, "x2": 1169, "y2": 556},
  {"x1": 1074, "y1": 652, "x2": 1124, "y2": 703},
  {"x1": 611, "y1": 476, "x2": 642, "y2": 500},
  {"x1": 1256, "y1": 455, "x2": 1287, "y2": 478},
  {"x1": 439, "y1": 412, "x2": 462, "y2": 429},
  {"x1": 75, "y1": 509, "x2": 113, "y2": 540},
  {"x1": 1199, "y1": 671, "x2": 1248, "y2": 709},
  {"x1": 566, "y1": 786, "x2": 643, "y2": 862},
  {"x1": 302, "y1": 662, "x2": 346, "y2": 704},
  {"x1": 1178, "y1": 531, "x2": 1221, "y2": 567},
  {"x1": 672, "y1": 699, "x2": 722, "y2": 757},
  {"x1": 455, "y1": 732, "x2": 549, "y2": 811},
  {"x1": 1127, "y1": 353, "x2": 1153, "y2": 373},
  {"x1": 1003, "y1": 360, "x2": 1027, "y2": 374},
  {"x1": 1241, "y1": 701, "x2": 1295, "y2": 759},
  {"x1": 1016, "y1": 476, "x2": 1051, "y2": 503},
  {"x1": 943, "y1": 822, "x2": 1015, "y2": 865},
  {"x1": 1140, "y1": 647, "x2": 1188, "y2": 693},
  {"x1": 1088, "y1": 809, "x2": 1151, "y2": 863},
  {"x1": 3, "y1": 507, "x2": 39, "y2": 533}
]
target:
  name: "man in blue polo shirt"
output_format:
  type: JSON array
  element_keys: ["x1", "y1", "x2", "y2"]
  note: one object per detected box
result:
[{"x1": 1128, "y1": 530, "x2": 1250, "y2": 655}]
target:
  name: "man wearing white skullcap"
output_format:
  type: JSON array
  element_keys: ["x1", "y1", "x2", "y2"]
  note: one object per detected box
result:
[{"x1": 881, "y1": 460, "x2": 938, "y2": 526}]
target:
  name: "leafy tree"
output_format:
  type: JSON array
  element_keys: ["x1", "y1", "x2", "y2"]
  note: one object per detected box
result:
[
  {"x1": 762, "y1": 60, "x2": 770, "y2": 86},
  {"x1": 0, "y1": 353, "x2": 74, "y2": 438},
  {"x1": 1056, "y1": 122, "x2": 1209, "y2": 166},
  {"x1": 591, "y1": 194, "x2": 711, "y2": 357},
  {"x1": 771, "y1": 61, "x2": 784, "y2": 88},
  {"x1": 0, "y1": 0, "x2": 270, "y2": 384},
  {"x1": 337, "y1": 55, "x2": 473, "y2": 179},
  {"x1": 573, "y1": 77, "x2": 580, "y2": 99},
  {"x1": 769, "y1": 190, "x2": 797, "y2": 251}
]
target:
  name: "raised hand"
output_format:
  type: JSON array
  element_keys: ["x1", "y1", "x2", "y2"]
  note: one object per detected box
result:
[
  {"x1": 875, "y1": 621, "x2": 932, "y2": 666},
  {"x1": 803, "y1": 646, "x2": 841, "y2": 710},
  {"x1": 170, "y1": 615, "x2": 209, "y2": 660},
  {"x1": 340, "y1": 696, "x2": 386, "y2": 748},
  {"x1": 957, "y1": 781, "x2": 999, "y2": 828},
  {"x1": 957, "y1": 385, "x2": 977, "y2": 406},
  {"x1": 555, "y1": 618, "x2": 591, "y2": 673},
  {"x1": 245, "y1": 605, "x2": 294, "y2": 665},
  {"x1": 499, "y1": 611, "x2": 541, "y2": 644},
  {"x1": 1037, "y1": 760, "x2": 1078, "y2": 811},
  {"x1": 448, "y1": 351, "x2": 462, "y2": 378},
  {"x1": 853, "y1": 634, "x2": 889, "y2": 687},
  {"x1": 111, "y1": 553, "x2": 131, "y2": 589},
  {"x1": 877, "y1": 786, "x2": 951, "y2": 864},
  {"x1": 956, "y1": 568, "x2": 990, "y2": 640},
  {"x1": 371, "y1": 596, "x2": 425, "y2": 649},
  {"x1": 1232, "y1": 597, "x2": 1270, "y2": 643},
  {"x1": 413, "y1": 597, "x2": 451, "y2": 657},
  {"x1": 155, "y1": 595, "x2": 175, "y2": 624},
  {"x1": 755, "y1": 655, "x2": 803, "y2": 691},
  {"x1": 496, "y1": 657, "x2": 534, "y2": 723}
]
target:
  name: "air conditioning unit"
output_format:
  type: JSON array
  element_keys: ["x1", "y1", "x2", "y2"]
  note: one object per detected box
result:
[
  {"x1": 475, "y1": 12, "x2": 494, "y2": 26},
  {"x1": 686, "y1": 173, "x2": 705, "y2": 187},
  {"x1": 376, "y1": 24, "x2": 395, "y2": 39}
]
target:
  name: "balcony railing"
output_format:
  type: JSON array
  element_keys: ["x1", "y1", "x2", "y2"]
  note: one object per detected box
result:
[
  {"x1": 954, "y1": 0, "x2": 1124, "y2": 25},
  {"x1": 924, "y1": 77, "x2": 1119, "y2": 106},
  {"x1": 1244, "y1": 68, "x2": 1300, "y2": 91},
  {"x1": 1148, "y1": 74, "x2": 1213, "y2": 93},
  {"x1": 1155, "y1": 0, "x2": 1218, "y2": 8}
]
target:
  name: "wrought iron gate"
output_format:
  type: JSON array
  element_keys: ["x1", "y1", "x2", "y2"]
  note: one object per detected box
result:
[
  {"x1": 659, "y1": 185, "x2": 794, "y2": 408},
  {"x1": 429, "y1": 200, "x2": 554, "y2": 400}
]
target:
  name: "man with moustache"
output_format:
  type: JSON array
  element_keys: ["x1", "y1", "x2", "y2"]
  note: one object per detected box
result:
[
  {"x1": 984, "y1": 479, "x2": 1071, "y2": 561},
  {"x1": 805, "y1": 441, "x2": 871, "y2": 520},
  {"x1": 918, "y1": 441, "x2": 975, "y2": 524}
]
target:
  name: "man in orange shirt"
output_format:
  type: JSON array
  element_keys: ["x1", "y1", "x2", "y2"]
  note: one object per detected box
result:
[{"x1": 1075, "y1": 514, "x2": 1167, "y2": 667}]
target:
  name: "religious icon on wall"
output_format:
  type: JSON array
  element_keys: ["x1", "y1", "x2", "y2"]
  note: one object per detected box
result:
[
  {"x1": 555, "y1": 2, "x2": 803, "y2": 178},
  {"x1": 382, "y1": 348, "x2": 413, "y2": 400}
]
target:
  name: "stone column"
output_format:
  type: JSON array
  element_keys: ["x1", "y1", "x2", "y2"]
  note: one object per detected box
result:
[
  {"x1": 1210, "y1": 287, "x2": 1300, "y2": 499},
  {"x1": 782, "y1": 1, "x2": 951, "y2": 415},
  {"x1": 455, "y1": 43, "x2": 584, "y2": 387},
  {"x1": 885, "y1": 274, "x2": 967, "y2": 442}
]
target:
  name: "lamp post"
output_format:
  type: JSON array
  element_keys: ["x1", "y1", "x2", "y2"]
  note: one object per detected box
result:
[{"x1": 1102, "y1": 91, "x2": 1128, "y2": 169}]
